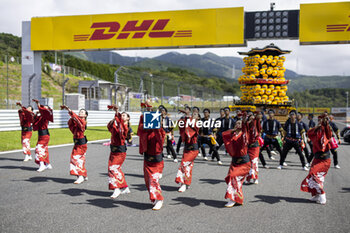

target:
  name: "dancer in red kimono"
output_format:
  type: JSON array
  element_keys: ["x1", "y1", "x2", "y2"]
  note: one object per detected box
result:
[
  {"x1": 32, "y1": 99, "x2": 54, "y2": 172},
  {"x1": 107, "y1": 105, "x2": 130, "y2": 199},
  {"x1": 138, "y1": 102, "x2": 165, "y2": 210},
  {"x1": 16, "y1": 102, "x2": 34, "y2": 161},
  {"x1": 222, "y1": 113, "x2": 251, "y2": 207},
  {"x1": 301, "y1": 114, "x2": 332, "y2": 205},
  {"x1": 61, "y1": 105, "x2": 88, "y2": 184},
  {"x1": 175, "y1": 111, "x2": 199, "y2": 192},
  {"x1": 245, "y1": 112, "x2": 262, "y2": 185}
]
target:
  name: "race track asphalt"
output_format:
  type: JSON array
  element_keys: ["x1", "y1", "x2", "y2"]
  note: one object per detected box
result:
[{"x1": 0, "y1": 129, "x2": 349, "y2": 233}]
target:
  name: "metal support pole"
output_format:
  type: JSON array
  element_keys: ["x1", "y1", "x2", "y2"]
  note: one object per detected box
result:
[
  {"x1": 202, "y1": 88, "x2": 204, "y2": 110},
  {"x1": 151, "y1": 75, "x2": 154, "y2": 98},
  {"x1": 190, "y1": 89, "x2": 193, "y2": 108},
  {"x1": 211, "y1": 90, "x2": 214, "y2": 110},
  {"x1": 89, "y1": 82, "x2": 95, "y2": 110},
  {"x1": 161, "y1": 80, "x2": 164, "y2": 105},
  {"x1": 177, "y1": 84, "x2": 180, "y2": 111},
  {"x1": 346, "y1": 91, "x2": 349, "y2": 110},
  {"x1": 62, "y1": 78, "x2": 69, "y2": 106},
  {"x1": 6, "y1": 54, "x2": 9, "y2": 109},
  {"x1": 28, "y1": 73, "x2": 36, "y2": 106},
  {"x1": 114, "y1": 66, "x2": 124, "y2": 84}
]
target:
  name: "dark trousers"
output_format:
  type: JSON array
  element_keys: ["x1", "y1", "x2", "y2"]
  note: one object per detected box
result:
[
  {"x1": 216, "y1": 134, "x2": 224, "y2": 149},
  {"x1": 261, "y1": 137, "x2": 282, "y2": 158},
  {"x1": 200, "y1": 136, "x2": 220, "y2": 161},
  {"x1": 176, "y1": 136, "x2": 182, "y2": 154},
  {"x1": 279, "y1": 139, "x2": 306, "y2": 167},
  {"x1": 166, "y1": 136, "x2": 177, "y2": 159},
  {"x1": 331, "y1": 148, "x2": 338, "y2": 166},
  {"x1": 259, "y1": 146, "x2": 271, "y2": 166}
]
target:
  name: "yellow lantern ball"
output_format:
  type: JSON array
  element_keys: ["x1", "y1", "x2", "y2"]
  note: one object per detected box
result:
[
  {"x1": 266, "y1": 100, "x2": 272, "y2": 105},
  {"x1": 272, "y1": 101, "x2": 278, "y2": 105},
  {"x1": 272, "y1": 90, "x2": 278, "y2": 96},
  {"x1": 265, "y1": 89, "x2": 272, "y2": 95},
  {"x1": 266, "y1": 68, "x2": 273, "y2": 75},
  {"x1": 269, "y1": 85, "x2": 275, "y2": 89},
  {"x1": 261, "y1": 95, "x2": 268, "y2": 100},
  {"x1": 262, "y1": 85, "x2": 268, "y2": 89},
  {"x1": 271, "y1": 60, "x2": 277, "y2": 66},
  {"x1": 268, "y1": 95, "x2": 274, "y2": 101},
  {"x1": 275, "y1": 86, "x2": 281, "y2": 91},
  {"x1": 266, "y1": 58, "x2": 272, "y2": 64},
  {"x1": 259, "y1": 89, "x2": 265, "y2": 95},
  {"x1": 259, "y1": 58, "x2": 265, "y2": 64},
  {"x1": 262, "y1": 74, "x2": 268, "y2": 80},
  {"x1": 260, "y1": 69, "x2": 266, "y2": 75},
  {"x1": 262, "y1": 64, "x2": 268, "y2": 69},
  {"x1": 272, "y1": 70, "x2": 278, "y2": 77},
  {"x1": 279, "y1": 90, "x2": 286, "y2": 97}
]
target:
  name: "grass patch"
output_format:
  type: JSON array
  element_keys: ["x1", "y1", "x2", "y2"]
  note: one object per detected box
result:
[{"x1": 0, "y1": 125, "x2": 138, "y2": 152}]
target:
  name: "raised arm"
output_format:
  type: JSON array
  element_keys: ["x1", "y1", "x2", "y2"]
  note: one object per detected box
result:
[
  {"x1": 61, "y1": 105, "x2": 85, "y2": 131},
  {"x1": 35, "y1": 99, "x2": 53, "y2": 122}
]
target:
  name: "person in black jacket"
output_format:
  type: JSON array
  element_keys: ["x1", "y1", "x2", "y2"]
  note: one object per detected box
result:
[
  {"x1": 176, "y1": 106, "x2": 191, "y2": 155},
  {"x1": 297, "y1": 112, "x2": 310, "y2": 165},
  {"x1": 260, "y1": 109, "x2": 283, "y2": 162},
  {"x1": 215, "y1": 107, "x2": 235, "y2": 156},
  {"x1": 278, "y1": 110, "x2": 308, "y2": 171},
  {"x1": 329, "y1": 115, "x2": 341, "y2": 169},
  {"x1": 199, "y1": 108, "x2": 221, "y2": 165},
  {"x1": 160, "y1": 106, "x2": 177, "y2": 162}
]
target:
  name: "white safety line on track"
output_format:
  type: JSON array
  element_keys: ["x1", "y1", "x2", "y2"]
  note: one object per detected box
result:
[{"x1": 0, "y1": 136, "x2": 139, "y2": 155}]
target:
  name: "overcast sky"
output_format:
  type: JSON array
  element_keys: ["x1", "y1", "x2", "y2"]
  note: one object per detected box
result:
[{"x1": 1, "y1": 0, "x2": 349, "y2": 76}]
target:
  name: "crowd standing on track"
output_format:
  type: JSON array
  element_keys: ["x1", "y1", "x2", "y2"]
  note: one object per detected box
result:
[{"x1": 14, "y1": 100, "x2": 343, "y2": 210}]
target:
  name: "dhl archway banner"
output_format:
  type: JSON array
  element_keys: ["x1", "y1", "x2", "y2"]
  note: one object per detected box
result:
[
  {"x1": 300, "y1": 2, "x2": 350, "y2": 45},
  {"x1": 31, "y1": 7, "x2": 244, "y2": 51}
]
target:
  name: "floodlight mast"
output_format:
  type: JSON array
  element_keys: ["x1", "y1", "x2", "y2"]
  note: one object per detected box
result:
[{"x1": 270, "y1": 3, "x2": 275, "y2": 11}]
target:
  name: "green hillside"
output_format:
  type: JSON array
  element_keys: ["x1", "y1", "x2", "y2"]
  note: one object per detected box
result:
[
  {"x1": 289, "y1": 88, "x2": 350, "y2": 108},
  {"x1": 0, "y1": 62, "x2": 93, "y2": 109},
  {"x1": 288, "y1": 75, "x2": 350, "y2": 92}
]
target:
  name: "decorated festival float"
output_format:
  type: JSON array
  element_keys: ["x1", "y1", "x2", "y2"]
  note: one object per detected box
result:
[{"x1": 231, "y1": 44, "x2": 296, "y2": 123}]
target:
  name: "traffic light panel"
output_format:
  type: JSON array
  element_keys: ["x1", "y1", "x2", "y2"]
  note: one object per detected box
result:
[{"x1": 245, "y1": 10, "x2": 299, "y2": 40}]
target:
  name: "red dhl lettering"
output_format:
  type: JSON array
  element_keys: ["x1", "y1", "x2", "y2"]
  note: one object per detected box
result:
[
  {"x1": 326, "y1": 18, "x2": 350, "y2": 32},
  {"x1": 73, "y1": 19, "x2": 192, "y2": 42}
]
